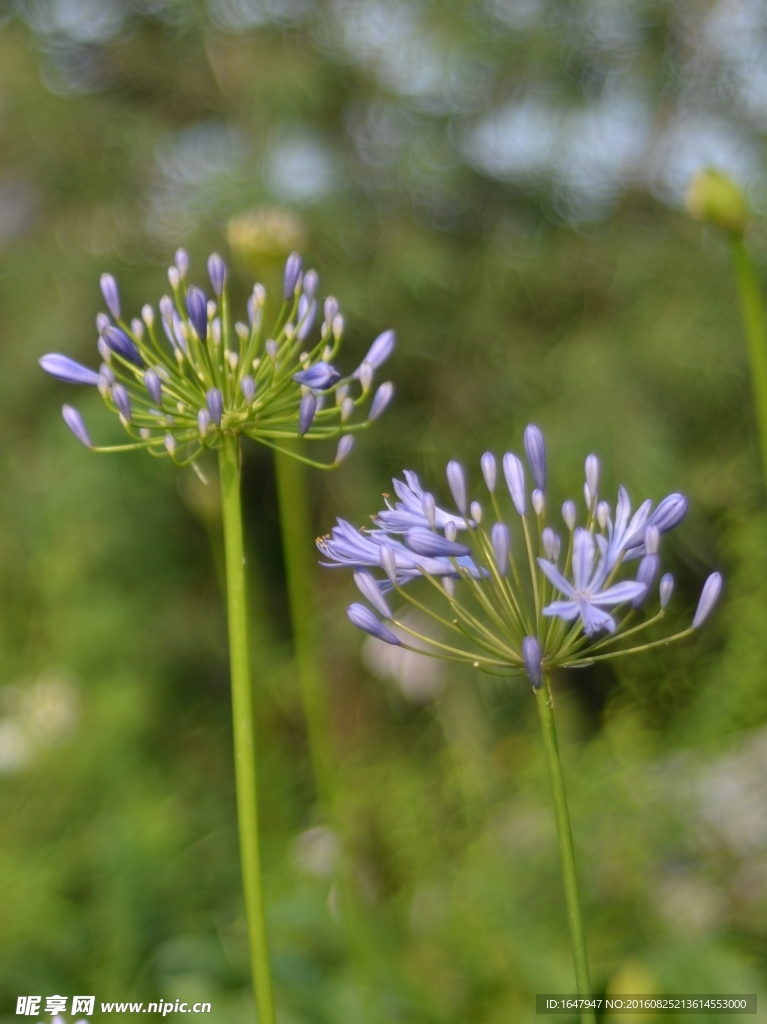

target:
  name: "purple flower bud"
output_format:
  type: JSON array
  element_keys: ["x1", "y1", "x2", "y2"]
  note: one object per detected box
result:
[
  {"x1": 362, "y1": 330, "x2": 395, "y2": 370},
  {"x1": 421, "y1": 492, "x2": 436, "y2": 528},
  {"x1": 293, "y1": 362, "x2": 341, "y2": 390},
  {"x1": 303, "y1": 269, "x2": 319, "y2": 299},
  {"x1": 369, "y1": 381, "x2": 394, "y2": 421},
  {"x1": 596, "y1": 501, "x2": 610, "y2": 529},
  {"x1": 265, "y1": 339, "x2": 278, "y2": 359},
  {"x1": 335, "y1": 434, "x2": 355, "y2": 464},
  {"x1": 168, "y1": 266, "x2": 180, "y2": 290},
  {"x1": 144, "y1": 368, "x2": 162, "y2": 406},
  {"x1": 522, "y1": 636, "x2": 542, "y2": 688},
  {"x1": 39, "y1": 354, "x2": 101, "y2": 386},
  {"x1": 503, "y1": 453, "x2": 526, "y2": 515},
  {"x1": 96, "y1": 312, "x2": 111, "y2": 334},
  {"x1": 562, "y1": 500, "x2": 576, "y2": 530},
  {"x1": 175, "y1": 248, "x2": 189, "y2": 278},
  {"x1": 359, "y1": 361, "x2": 373, "y2": 391},
  {"x1": 632, "y1": 554, "x2": 659, "y2": 607},
  {"x1": 159, "y1": 295, "x2": 174, "y2": 323},
  {"x1": 446, "y1": 460, "x2": 467, "y2": 515},
  {"x1": 100, "y1": 273, "x2": 120, "y2": 319},
  {"x1": 542, "y1": 527, "x2": 560, "y2": 561},
  {"x1": 186, "y1": 286, "x2": 208, "y2": 342},
  {"x1": 206, "y1": 387, "x2": 223, "y2": 426},
  {"x1": 62, "y1": 404, "x2": 92, "y2": 447},
  {"x1": 299, "y1": 393, "x2": 316, "y2": 436},
  {"x1": 648, "y1": 493, "x2": 688, "y2": 534},
  {"x1": 354, "y1": 567, "x2": 391, "y2": 618},
  {"x1": 585, "y1": 454, "x2": 599, "y2": 499},
  {"x1": 103, "y1": 326, "x2": 142, "y2": 367},
  {"x1": 131, "y1": 318, "x2": 144, "y2": 340},
  {"x1": 207, "y1": 253, "x2": 227, "y2": 296},
  {"x1": 111, "y1": 383, "x2": 132, "y2": 421},
  {"x1": 491, "y1": 522, "x2": 510, "y2": 576},
  {"x1": 142, "y1": 305, "x2": 154, "y2": 329},
  {"x1": 98, "y1": 338, "x2": 111, "y2": 363},
  {"x1": 198, "y1": 408, "x2": 211, "y2": 436},
  {"x1": 644, "y1": 524, "x2": 660, "y2": 555},
  {"x1": 692, "y1": 572, "x2": 723, "y2": 628},
  {"x1": 524, "y1": 424, "x2": 546, "y2": 491},
  {"x1": 481, "y1": 452, "x2": 496, "y2": 493},
  {"x1": 99, "y1": 363, "x2": 115, "y2": 385},
  {"x1": 164, "y1": 434, "x2": 175, "y2": 456},
  {"x1": 297, "y1": 298, "x2": 317, "y2": 341},
  {"x1": 241, "y1": 375, "x2": 256, "y2": 403},
  {"x1": 659, "y1": 573, "x2": 674, "y2": 609},
  {"x1": 284, "y1": 252, "x2": 302, "y2": 299},
  {"x1": 379, "y1": 542, "x2": 397, "y2": 584},
  {"x1": 470, "y1": 500, "x2": 482, "y2": 523},
  {"x1": 324, "y1": 296, "x2": 338, "y2": 324},
  {"x1": 532, "y1": 489, "x2": 545, "y2": 515},
  {"x1": 404, "y1": 528, "x2": 470, "y2": 558},
  {"x1": 347, "y1": 603, "x2": 400, "y2": 645}
]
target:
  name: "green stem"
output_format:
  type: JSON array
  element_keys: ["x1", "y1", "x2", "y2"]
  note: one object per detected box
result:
[
  {"x1": 218, "y1": 434, "x2": 276, "y2": 1024},
  {"x1": 273, "y1": 446, "x2": 334, "y2": 804},
  {"x1": 535, "y1": 678, "x2": 595, "y2": 1024},
  {"x1": 732, "y1": 238, "x2": 767, "y2": 486}
]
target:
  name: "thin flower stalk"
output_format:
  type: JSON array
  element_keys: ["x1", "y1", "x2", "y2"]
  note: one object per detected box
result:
[{"x1": 318, "y1": 427, "x2": 722, "y2": 1022}]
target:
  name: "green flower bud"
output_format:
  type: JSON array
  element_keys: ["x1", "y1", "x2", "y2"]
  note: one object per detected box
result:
[{"x1": 685, "y1": 168, "x2": 748, "y2": 238}]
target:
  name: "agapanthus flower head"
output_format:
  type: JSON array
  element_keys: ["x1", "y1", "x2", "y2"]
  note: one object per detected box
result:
[
  {"x1": 319, "y1": 425, "x2": 722, "y2": 684},
  {"x1": 40, "y1": 252, "x2": 395, "y2": 469}
]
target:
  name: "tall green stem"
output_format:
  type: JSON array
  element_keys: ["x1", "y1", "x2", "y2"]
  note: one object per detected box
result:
[
  {"x1": 732, "y1": 238, "x2": 767, "y2": 487},
  {"x1": 535, "y1": 678, "x2": 595, "y2": 1024},
  {"x1": 273, "y1": 447, "x2": 334, "y2": 804},
  {"x1": 219, "y1": 434, "x2": 276, "y2": 1024}
]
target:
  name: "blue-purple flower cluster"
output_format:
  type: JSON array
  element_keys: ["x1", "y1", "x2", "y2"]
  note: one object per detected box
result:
[
  {"x1": 40, "y1": 251, "x2": 395, "y2": 468},
  {"x1": 319, "y1": 426, "x2": 722, "y2": 684}
]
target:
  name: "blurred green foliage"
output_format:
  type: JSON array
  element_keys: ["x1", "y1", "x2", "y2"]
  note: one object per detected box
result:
[{"x1": 2, "y1": 1, "x2": 767, "y2": 1021}]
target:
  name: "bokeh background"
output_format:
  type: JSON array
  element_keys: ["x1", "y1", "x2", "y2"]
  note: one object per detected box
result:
[{"x1": 1, "y1": 0, "x2": 767, "y2": 1020}]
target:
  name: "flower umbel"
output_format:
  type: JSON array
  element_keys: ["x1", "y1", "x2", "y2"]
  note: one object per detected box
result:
[
  {"x1": 40, "y1": 251, "x2": 395, "y2": 469},
  {"x1": 319, "y1": 427, "x2": 722, "y2": 681}
]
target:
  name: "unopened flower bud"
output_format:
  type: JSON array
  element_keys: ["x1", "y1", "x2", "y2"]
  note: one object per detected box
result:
[
  {"x1": 198, "y1": 407, "x2": 211, "y2": 436},
  {"x1": 522, "y1": 636, "x2": 542, "y2": 688},
  {"x1": 354, "y1": 567, "x2": 391, "y2": 618},
  {"x1": 168, "y1": 266, "x2": 180, "y2": 290},
  {"x1": 100, "y1": 273, "x2": 120, "y2": 319},
  {"x1": 644, "y1": 524, "x2": 660, "y2": 555},
  {"x1": 164, "y1": 434, "x2": 176, "y2": 456},
  {"x1": 524, "y1": 424, "x2": 546, "y2": 491},
  {"x1": 562, "y1": 500, "x2": 577, "y2": 530},
  {"x1": 491, "y1": 522, "x2": 510, "y2": 576},
  {"x1": 542, "y1": 527, "x2": 560, "y2": 561},
  {"x1": 174, "y1": 248, "x2": 189, "y2": 278},
  {"x1": 379, "y1": 542, "x2": 397, "y2": 585},
  {"x1": 585, "y1": 454, "x2": 599, "y2": 499},
  {"x1": 659, "y1": 573, "x2": 674, "y2": 609},
  {"x1": 447, "y1": 460, "x2": 467, "y2": 515},
  {"x1": 481, "y1": 452, "x2": 496, "y2": 493},
  {"x1": 341, "y1": 396, "x2": 354, "y2": 422},
  {"x1": 532, "y1": 489, "x2": 545, "y2": 515},
  {"x1": 596, "y1": 501, "x2": 610, "y2": 529},
  {"x1": 369, "y1": 382, "x2": 394, "y2": 421},
  {"x1": 96, "y1": 312, "x2": 110, "y2": 334},
  {"x1": 141, "y1": 304, "x2": 154, "y2": 329},
  {"x1": 470, "y1": 501, "x2": 482, "y2": 523},
  {"x1": 692, "y1": 572, "x2": 723, "y2": 628},
  {"x1": 62, "y1": 404, "x2": 92, "y2": 447},
  {"x1": 335, "y1": 434, "x2": 354, "y2": 464},
  {"x1": 324, "y1": 296, "x2": 339, "y2": 324},
  {"x1": 241, "y1": 375, "x2": 256, "y2": 403},
  {"x1": 444, "y1": 521, "x2": 457, "y2": 542},
  {"x1": 298, "y1": 393, "x2": 316, "y2": 436},
  {"x1": 359, "y1": 361, "x2": 373, "y2": 391},
  {"x1": 208, "y1": 253, "x2": 227, "y2": 296},
  {"x1": 421, "y1": 492, "x2": 436, "y2": 529},
  {"x1": 686, "y1": 169, "x2": 747, "y2": 238},
  {"x1": 503, "y1": 453, "x2": 526, "y2": 515}
]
